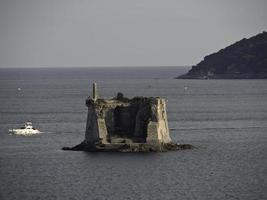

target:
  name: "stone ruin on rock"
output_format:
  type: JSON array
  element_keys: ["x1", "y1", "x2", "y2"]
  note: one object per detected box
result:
[{"x1": 63, "y1": 83, "x2": 192, "y2": 152}]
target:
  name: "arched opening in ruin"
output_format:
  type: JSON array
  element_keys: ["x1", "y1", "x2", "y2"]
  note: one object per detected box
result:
[{"x1": 105, "y1": 104, "x2": 150, "y2": 143}]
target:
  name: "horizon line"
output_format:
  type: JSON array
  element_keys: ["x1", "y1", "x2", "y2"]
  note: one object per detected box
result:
[{"x1": 0, "y1": 65, "x2": 192, "y2": 69}]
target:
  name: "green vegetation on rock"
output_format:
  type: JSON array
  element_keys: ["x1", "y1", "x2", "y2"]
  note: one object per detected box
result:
[{"x1": 177, "y1": 31, "x2": 267, "y2": 79}]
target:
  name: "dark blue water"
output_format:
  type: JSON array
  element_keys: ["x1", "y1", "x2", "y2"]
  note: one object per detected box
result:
[{"x1": 0, "y1": 67, "x2": 266, "y2": 200}]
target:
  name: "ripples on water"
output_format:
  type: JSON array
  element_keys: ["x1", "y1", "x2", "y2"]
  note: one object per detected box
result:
[{"x1": 0, "y1": 67, "x2": 266, "y2": 200}]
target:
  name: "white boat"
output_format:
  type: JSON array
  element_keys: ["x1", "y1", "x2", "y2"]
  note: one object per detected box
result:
[{"x1": 9, "y1": 122, "x2": 41, "y2": 135}]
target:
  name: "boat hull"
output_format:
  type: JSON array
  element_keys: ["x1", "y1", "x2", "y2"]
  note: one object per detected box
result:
[{"x1": 9, "y1": 129, "x2": 41, "y2": 136}]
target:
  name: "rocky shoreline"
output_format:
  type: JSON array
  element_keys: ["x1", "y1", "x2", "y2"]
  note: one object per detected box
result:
[
  {"x1": 177, "y1": 73, "x2": 267, "y2": 79},
  {"x1": 62, "y1": 142, "x2": 194, "y2": 152}
]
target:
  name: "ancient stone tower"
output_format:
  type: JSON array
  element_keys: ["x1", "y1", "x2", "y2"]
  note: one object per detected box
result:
[
  {"x1": 63, "y1": 83, "x2": 192, "y2": 152},
  {"x1": 82, "y1": 83, "x2": 172, "y2": 151}
]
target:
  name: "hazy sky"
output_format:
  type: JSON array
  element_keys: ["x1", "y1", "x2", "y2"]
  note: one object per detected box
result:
[{"x1": 0, "y1": 0, "x2": 267, "y2": 68}]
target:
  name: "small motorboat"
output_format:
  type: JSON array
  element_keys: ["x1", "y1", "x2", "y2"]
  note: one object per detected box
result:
[{"x1": 9, "y1": 122, "x2": 41, "y2": 135}]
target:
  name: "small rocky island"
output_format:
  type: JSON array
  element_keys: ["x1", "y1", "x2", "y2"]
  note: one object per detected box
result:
[
  {"x1": 63, "y1": 83, "x2": 192, "y2": 152},
  {"x1": 177, "y1": 31, "x2": 267, "y2": 79}
]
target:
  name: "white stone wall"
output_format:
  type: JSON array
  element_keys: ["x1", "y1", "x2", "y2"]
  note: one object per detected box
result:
[{"x1": 146, "y1": 98, "x2": 171, "y2": 144}]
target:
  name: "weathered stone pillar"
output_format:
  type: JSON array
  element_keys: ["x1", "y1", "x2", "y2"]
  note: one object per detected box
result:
[
  {"x1": 146, "y1": 98, "x2": 171, "y2": 144},
  {"x1": 93, "y1": 82, "x2": 97, "y2": 101}
]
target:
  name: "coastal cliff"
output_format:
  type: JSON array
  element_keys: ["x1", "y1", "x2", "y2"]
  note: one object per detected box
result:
[{"x1": 177, "y1": 31, "x2": 267, "y2": 79}]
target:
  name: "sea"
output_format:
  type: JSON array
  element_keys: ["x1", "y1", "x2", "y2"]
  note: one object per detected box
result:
[{"x1": 0, "y1": 66, "x2": 266, "y2": 200}]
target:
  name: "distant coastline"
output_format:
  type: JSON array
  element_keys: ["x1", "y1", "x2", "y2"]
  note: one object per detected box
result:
[{"x1": 176, "y1": 31, "x2": 267, "y2": 79}]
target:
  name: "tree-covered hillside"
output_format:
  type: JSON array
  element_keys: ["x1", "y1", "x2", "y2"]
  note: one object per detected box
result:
[{"x1": 177, "y1": 31, "x2": 267, "y2": 79}]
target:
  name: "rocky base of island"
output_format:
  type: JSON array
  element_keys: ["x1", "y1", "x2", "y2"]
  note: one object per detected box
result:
[{"x1": 62, "y1": 141, "x2": 194, "y2": 152}]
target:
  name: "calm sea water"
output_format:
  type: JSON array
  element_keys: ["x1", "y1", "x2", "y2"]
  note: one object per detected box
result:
[{"x1": 0, "y1": 67, "x2": 266, "y2": 200}]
